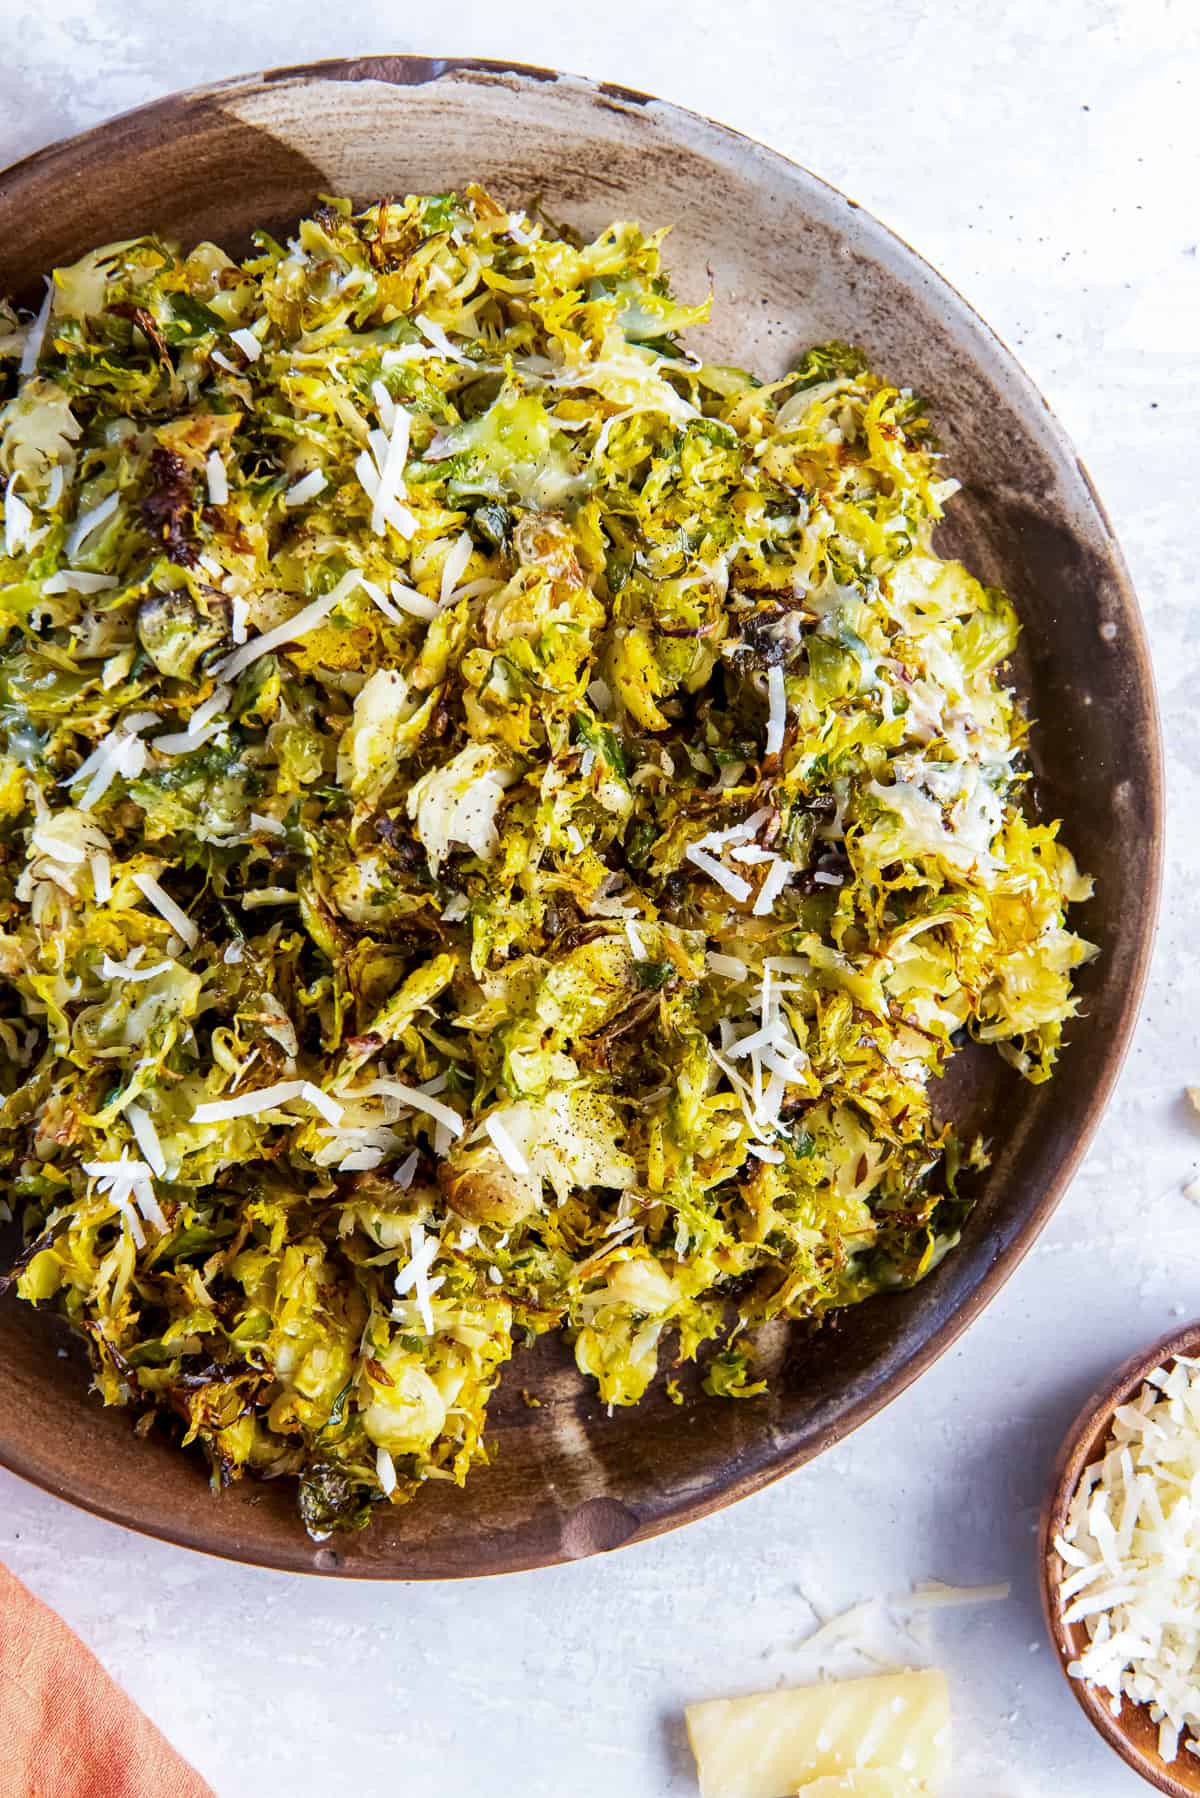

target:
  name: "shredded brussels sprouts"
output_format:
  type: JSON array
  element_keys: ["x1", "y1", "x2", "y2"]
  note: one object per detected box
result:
[{"x1": 0, "y1": 190, "x2": 1094, "y2": 1536}]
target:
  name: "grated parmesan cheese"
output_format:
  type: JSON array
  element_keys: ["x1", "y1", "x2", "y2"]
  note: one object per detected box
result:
[
  {"x1": 393, "y1": 1220, "x2": 444, "y2": 1334},
  {"x1": 205, "y1": 449, "x2": 228, "y2": 506},
  {"x1": 485, "y1": 1113, "x2": 531, "y2": 1176},
  {"x1": 1056, "y1": 1355, "x2": 1200, "y2": 1762},
  {"x1": 18, "y1": 280, "x2": 52, "y2": 380},
  {"x1": 364, "y1": 1078, "x2": 463, "y2": 1139},
  {"x1": 685, "y1": 843, "x2": 752, "y2": 905},
  {"x1": 82, "y1": 1151, "x2": 165, "y2": 1244},
  {"x1": 354, "y1": 390, "x2": 415, "y2": 538},
  {"x1": 152, "y1": 683, "x2": 231, "y2": 756},
  {"x1": 752, "y1": 854, "x2": 798, "y2": 918},
  {"x1": 414, "y1": 313, "x2": 475, "y2": 365},
  {"x1": 439, "y1": 531, "x2": 474, "y2": 605},
  {"x1": 191, "y1": 1080, "x2": 342, "y2": 1127},
  {"x1": 284, "y1": 467, "x2": 327, "y2": 508},
  {"x1": 388, "y1": 581, "x2": 440, "y2": 621},
  {"x1": 375, "y1": 1444, "x2": 398, "y2": 1496},
  {"x1": 214, "y1": 569, "x2": 362, "y2": 682},
  {"x1": 131, "y1": 870, "x2": 198, "y2": 948},
  {"x1": 4, "y1": 475, "x2": 45, "y2": 559},
  {"x1": 100, "y1": 947, "x2": 161, "y2": 982},
  {"x1": 64, "y1": 489, "x2": 120, "y2": 561},
  {"x1": 229, "y1": 326, "x2": 262, "y2": 363},
  {"x1": 393, "y1": 1148, "x2": 421, "y2": 1189},
  {"x1": 126, "y1": 1102, "x2": 167, "y2": 1178},
  {"x1": 41, "y1": 569, "x2": 118, "y2": 595},
  {"x1": 89, "y1": 851, "x2": 111, "y2": 904},
  {"x1": 765, "y1": 662, "x2": 787, "y2": 756},
  {"x1": 67, "y1": 711, "x2": 159, "y2": 808}
]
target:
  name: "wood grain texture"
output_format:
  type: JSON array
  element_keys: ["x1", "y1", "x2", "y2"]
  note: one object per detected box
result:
[{"x1": 0, "y1": 56, "x2": 1163, "y2": 1579}]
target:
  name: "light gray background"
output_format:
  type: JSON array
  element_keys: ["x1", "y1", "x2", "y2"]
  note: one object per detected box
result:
[{"x1": 1, "y1": 3, "x2": 1197, "y2": 1794}]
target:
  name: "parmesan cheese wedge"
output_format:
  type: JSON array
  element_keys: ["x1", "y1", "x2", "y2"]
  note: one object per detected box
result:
[
  {"x1": 685, "y1": 1670, "x2": 950, "y2": 1798},
  {"x1": 794, "y1": 1775, "x2": 922, "y2": 1796}
]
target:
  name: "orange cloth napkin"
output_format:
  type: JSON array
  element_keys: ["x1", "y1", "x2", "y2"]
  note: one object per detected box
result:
[{"x1": 0, "y1": 1561, "x2": 214, "y2": 1798}]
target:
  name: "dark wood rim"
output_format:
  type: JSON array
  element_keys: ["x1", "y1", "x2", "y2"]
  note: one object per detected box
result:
[
  {"x1": 1040, "y1": 1325, "x2": 1200, "y2": 1793},
  {"x1": 0, "y1": 55, "x2": 1165, "y2": 1577}
]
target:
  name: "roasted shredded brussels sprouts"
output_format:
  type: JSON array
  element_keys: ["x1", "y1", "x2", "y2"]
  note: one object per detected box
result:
[{"x1": 0, "y1": 190, "x2": 1094, "y2": 1534}]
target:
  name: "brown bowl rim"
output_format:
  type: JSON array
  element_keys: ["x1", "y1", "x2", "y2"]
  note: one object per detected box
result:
[
  {"x1": 1040, "y1": 1325, "x2": 1200, "y2": 1794},
  {"x1": 0, "y1": 53, "x2": 1165, "y2": 1577}
]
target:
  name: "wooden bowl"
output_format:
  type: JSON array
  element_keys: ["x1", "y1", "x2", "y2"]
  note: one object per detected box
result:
[
  {"x1": 0, "y1": 57, "x2": 1163, "y2": 1578},
  {"x1": 1040, "y1": 1326, "x2": 1200, "y2": 1795}
]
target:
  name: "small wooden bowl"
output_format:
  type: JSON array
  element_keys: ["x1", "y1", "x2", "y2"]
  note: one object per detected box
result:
[{"x1": 1040, "y1": 1323, "x2": 1200, "y2": 1795}]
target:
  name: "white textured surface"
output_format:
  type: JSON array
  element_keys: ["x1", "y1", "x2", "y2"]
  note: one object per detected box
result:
[{"x1": 2, "y1": 4, "x2": 1198, "y2": 1795}]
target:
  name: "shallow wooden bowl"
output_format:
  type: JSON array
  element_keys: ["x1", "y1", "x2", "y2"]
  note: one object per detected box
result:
[
  {"x1": 0, "y1": 57, "x2": 1163, "y2": 1577},
  {"x1": 1041, "y1": 1325, "x2": 1200, "y2": 1795}
]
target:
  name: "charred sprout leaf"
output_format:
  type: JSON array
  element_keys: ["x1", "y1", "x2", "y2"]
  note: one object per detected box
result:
[
  {"x1": 297, "y1": 1464, "x2": 375, "y2": 1538},
  {"x1": 0, "y1": 190, "x2": 1091, "y2": 1533}
]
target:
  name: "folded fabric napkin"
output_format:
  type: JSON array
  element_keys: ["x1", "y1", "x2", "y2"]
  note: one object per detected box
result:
[{"x1": 0, "y1": 1561, "x2": 214, "y2": 1798}]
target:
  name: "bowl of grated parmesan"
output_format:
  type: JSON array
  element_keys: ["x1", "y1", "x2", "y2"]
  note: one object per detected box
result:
[{"x1": 1042, "y1": 1324, "x2": 1200, "y2": 1795}]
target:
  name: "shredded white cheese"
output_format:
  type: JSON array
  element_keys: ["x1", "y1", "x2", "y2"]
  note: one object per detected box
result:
[
  {"x1": 64, "y1": 489, "x2": 120, "y2": 561},
  {"x1": 485, "y1": 1113, "x2": 531, "y2": 1177},
  {"x1": 41, "y1": 570, "x2": 118, "y2": 595},
  {"x1": 191, "y1": 1079, "x2": 342, "y2": 1127},
  {"x1": 362, "y1": 1079, "x2": 463, "y2": 1139},
  {"x1": 69, "y1": 711, "x2": 159, "y2": 808},
  {"x1": 284, "y1": 468, "x2": 327, "y2": 508},
  {"x1": 214, "y1": 569, "x2": 362, "y2": 682},
  {"x1": 388, "y1": 581, "x2": 440, "y2": 622},
  {"x1": 439, "y1": 531, "x2": 474, "y2": 606},
  {"x1": 765, "y1": 662, "x2": 787, "y2": 756},
  {"x1": 100, "y1": 947, "x2": 162, "y2": 982},
  {"x1": 753, "y1": 855, "x2": 798, "y2": 917},
  {"x1": 393, "y1": 1148, "x2": 421, "y2": 1190},
  {"x1": 18, "y1": 280, "x2": 52, "y2": 380},
  {"x1": 3, "y1": 475, "x2": 44, "y2": 559},
  {"x1": 357, "y1": 578, "x2": 402, "y2": 625},
  {"x1": 131, "y1": 870, "x2": 198, "y2": 949},
  {"x1": 205, "y1": 449, "x2": 228, "y2": 506},
  {"x1": 89, "y1": 850, "x2": 111, "y2": 905},
  {"x1": 229, "y1": 326, "x2": 262, "y2": 363},
  {"x1": 375, "y1": 1444, "x2": 398, "y2": 1496},
  {"x1": 414, "y1": 313, "x2": 476, "y2": 365},
  {"x1": 152, "y1": 683, "x2": 231, "y2": 756},
  {"x1": 685, "y1": 843, "x2": 752, "y2": 904},
  {"x1": 393, "y1": 1220, "x2": 444, "y2": 1334},
  {"x1": 355, "y1": 393, "x2": 416, "y2": 538},
  {"x1": 82, "y1": 1151, "x2": 165, "y2": 1244},
  {"x1": 126, "y1": 1102, "x2": 167, "y2": 1178},
  {"x1": 706, "y1": 951, "x2": 749, "y2": 981},
  {"x1": 1057, "y1": 1355, "x2": 1200, "y2": 1762}
]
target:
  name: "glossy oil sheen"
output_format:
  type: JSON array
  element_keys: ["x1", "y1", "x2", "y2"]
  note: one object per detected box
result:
[{"x1": 0, "y1": 57, "x2": 1163, "y2": 1578}]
